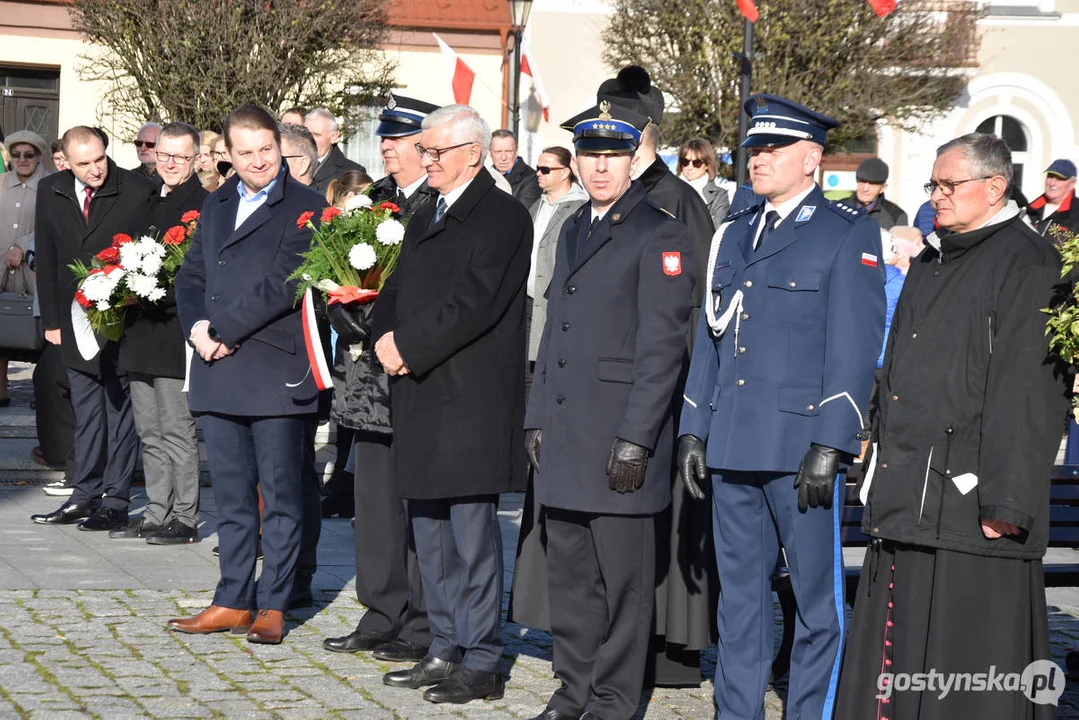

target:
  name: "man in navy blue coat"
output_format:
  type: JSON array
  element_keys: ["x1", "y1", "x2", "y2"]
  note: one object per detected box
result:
[
  {"x1": 678, "y1": 95, "x2": 885, "y2": 719},
  {"x1": 169, "y1": 104, "x2": 327, "y2": 645}
]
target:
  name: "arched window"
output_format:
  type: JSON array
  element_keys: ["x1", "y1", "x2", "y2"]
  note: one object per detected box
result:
[{"x1": 976, "y1": 115, "x2": 1028, "y2": 192}]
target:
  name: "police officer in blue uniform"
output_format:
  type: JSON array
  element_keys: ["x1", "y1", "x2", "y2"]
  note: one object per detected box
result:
[
  {"x1": 524, "y1": 102, "x2": 695, "y2": 720},
  {"x1": 677, "y1": 95, "x2": 885, "y2": 719}
]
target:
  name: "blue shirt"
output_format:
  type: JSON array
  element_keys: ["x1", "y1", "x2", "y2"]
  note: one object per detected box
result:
[
  {"x1": 878, "y1": 264, "x2": 906, "y2": 368},
  {"x1": 235, "y1": 177, "x2": 278, "y2": 230}
]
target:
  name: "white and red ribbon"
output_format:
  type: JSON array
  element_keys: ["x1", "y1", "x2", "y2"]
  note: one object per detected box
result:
[{"x1": 302, "y1": 287, "x2": 334, "y2": 391}]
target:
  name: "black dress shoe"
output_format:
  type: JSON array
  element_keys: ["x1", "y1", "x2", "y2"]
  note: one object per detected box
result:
[
  {"x1": 78, "y1": 507, "x2": 128, "y2": 531},
  {"x1": 373, "y1": 638, "x2": 429, "y2": 663},
  {"x1": 423, "y1": 667, "x2": 504, "y2": 703},
  {"x1": 383, "y1": 655, "x2": 459, "y2": 689},
  {"x1": 323, "y1": 630, "x2": 388, "y2": 654},
  {"x1": 109, "y1": 516, "x2": 161, "y2": 539},
  {"x1": 145, "y1": 518, "x2": 198, "y2": 545},
  {"x1": 31, "y1": 501, "x2": 96, "y2": 525},
  {"x1": 528, "y1": 708, "x2": 579, "y2": 720}
]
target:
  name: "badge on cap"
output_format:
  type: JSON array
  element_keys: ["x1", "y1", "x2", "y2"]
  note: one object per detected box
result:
[
  {"x1": 663, "y1": 252, "x2": 682, "y2": 276},
  {"x1": 861, "y1": 252, "x2": 879, "y2": 268},
  {"x1": 386, "y1": 93, "x2": 397, "y2": 110},
  {"x1": 796, "y1": 205, "x2": 816, "y2": 223}
]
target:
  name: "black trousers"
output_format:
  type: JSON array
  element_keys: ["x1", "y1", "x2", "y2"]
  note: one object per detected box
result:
[
  {"x1": 33, "y1": 343, "x2": 75, "y2": 476},
  {"x1": 352, "y1": 430, "x2": 430, "y2": 644},
  {"x1": 546, "y1": 508, "x2": 656, "y2": 719},
  {"x1": 294, "y1": 416, "x2": 322, "y2": 590},
  {"x1": 67, "y1": 362, "x2": 137, "y2": 510}
]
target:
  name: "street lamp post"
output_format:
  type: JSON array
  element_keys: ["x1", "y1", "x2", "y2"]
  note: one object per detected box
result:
[{"x1": 507, "y1": 0, "x2": 533, "y2": 137}]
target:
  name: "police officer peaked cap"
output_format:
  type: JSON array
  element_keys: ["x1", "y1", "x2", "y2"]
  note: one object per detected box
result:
[
  {"x1": 741, "y1": 93, "x2": 839, "y2": 148},
  {"x1": 597, "y1": 65, "x2": 665, "y2": 125},
  {"x1": 560, "y1": 101, "x2": 649, "y2": 155},
  {"x1": 376, "y1": 93, "x2": 440, "y2": 138}
]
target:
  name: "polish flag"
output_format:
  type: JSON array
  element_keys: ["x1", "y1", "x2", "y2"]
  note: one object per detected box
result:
[
  {"x1": 433, "y1": 33, "x2": 476, "y2": 105},
  {"x1": 737, "y1": 0, "x2": 759, "y2": 22},
  {"x1": 867, "y1": 0, "x2": 897, "y2": 16},
  {"x1": 519, "y1": 26, "x2": 551, "y2": 122}
]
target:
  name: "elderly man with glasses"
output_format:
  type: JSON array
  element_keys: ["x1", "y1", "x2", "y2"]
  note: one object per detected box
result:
[
  {"x1": 371, "y1": 104, "x2": 531, "y2": 704},
  {"x1": 131, "y1": 122, "x2": 162, "y2": 179},
  {"x1": 834, "y1": 133, "x2": 1070, "y2": 719}
]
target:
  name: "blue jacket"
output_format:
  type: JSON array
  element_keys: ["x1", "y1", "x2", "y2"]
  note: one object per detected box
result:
[
  {"x1": 679, "y1": 185, "x2": 885, "y2": 471},
  {"x1": 175, "y1": 170, "x2": 328, "y2": 417},
  {"x1": 878, "y1": 264, "x2": 906, "y2": 368}
]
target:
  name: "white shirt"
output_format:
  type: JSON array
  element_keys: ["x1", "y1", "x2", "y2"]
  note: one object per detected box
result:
[
  {"x1": 753, "y1": 184, "x2": 816, "y2": 250},
  {"x1": 74, "y1": 177, "x2": 93, "y2": 211},
  {"x1": 399, "y1": 174, "x2": 426, "y2": 200},
  {"x1": 528, "y1": 195, "x2": 560, "y2": 298}
]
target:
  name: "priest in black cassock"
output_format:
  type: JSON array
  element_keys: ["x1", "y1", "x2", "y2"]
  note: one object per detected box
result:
[{"x1": 836, "y1": 132, "x2": 1071, "y2": 720}]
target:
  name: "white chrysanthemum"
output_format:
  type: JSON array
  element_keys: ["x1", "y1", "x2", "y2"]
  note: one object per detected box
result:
[
  {"x1": 118, "y1": 243, "x2": 142, "y2": 272},
  {"x1": 139, "y1": 253, "x2": 163, "y2": 276},
  {"x1": 344, "y1": 194, "x2": 373, "y2": 212},
  {"x1": 147, "y1": 286, "x2": 166, "y2": 302},
  {"x1": 128, "y1": 273, "x2": 161, "y2": 299},
  {"x1": 81, "y1": 274, "x2": 113, "y2": 303},
  {"x1": 133, "y1": 237, "x2": 161, "y2": 257},
  {"x1": 348, "y1": 242, "x2": 377, "y2": 271},
  {"x1": 95, "y1": 301, "x2": 111, "y2": 312},
  {"x1": 376, "y1": 219, "x2": 405, "y2": 246}
]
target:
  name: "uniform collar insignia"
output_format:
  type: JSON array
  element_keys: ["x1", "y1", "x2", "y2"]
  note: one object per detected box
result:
[
  {"x1": 611, "y1": 212, "x2": 621, "y2": 222},
  {"x1": 795, "y1": 205, "x2": 816, "y2": 222}
]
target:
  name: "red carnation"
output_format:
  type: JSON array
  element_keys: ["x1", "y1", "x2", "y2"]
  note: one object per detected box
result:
[
  {"x1": 95, "y1": 246, "x2": 120, "y2": 264},
  {"x1": 379, "y1": 201, "x2": 401, "y2": 214},
  {"x1": 112, "y1": 233, "x2": 133, "y2": 247},
  {"x1": 163, "y1": 225, "x2": 187, "y2": 246},
  {"x1": 74, "y1": 290, "x2": 93, "y2": 308},
  {"x1": 321, "y1": 206, "x2": 342, "y2": 223},
  {"x1": 102, "y1": 264, "x2": 122, "y2": 276},
  {"x1": 181, "y1": 210, "x2": 200, "y2": 224},
  {"x1": 296, "y1": 211, "x2": 315, "y2": 230}
]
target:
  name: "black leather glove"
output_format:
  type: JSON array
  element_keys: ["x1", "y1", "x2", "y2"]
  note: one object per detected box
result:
[
  {"x1": 525, "y1": 429, "x2": 542, "y2": 473},
  {"x1": 607, "y1": 438, "x2": 649, "y2": 493},
  {"x1": 326, "y1": 302, "x2": 370, "y2": 345},
  {"x1": 794, "y1": 443, "x2": 840, "y2": 512},
  {"x1": 676, "y1": 434, "x2": 708, "y2": 501}
]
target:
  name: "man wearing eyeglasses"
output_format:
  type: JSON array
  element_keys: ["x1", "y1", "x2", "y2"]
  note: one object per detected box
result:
[
  {"x1": 371, "y1": 104, "x2": 531, "y2": 705},
  {"x1": 130, "y1": 122, "x2": 162, "y2": 180},
  {"x1": 678, "y1": 94, "x2": 885, "y2": 720},
  {"x1": 114, "y1": 122, "x2": 207, "y2": 546},
  {"x1": 834, "y1": 134, "x2": 1070, "y2": 718}
]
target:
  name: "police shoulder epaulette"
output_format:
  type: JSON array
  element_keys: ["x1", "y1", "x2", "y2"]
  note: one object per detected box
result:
[
  {"x1": 723, "y1": 203, "x2": 761, "y2": 224},
  {"x1": 827, "y1": 201, "x2": 863, "y2": 223}
]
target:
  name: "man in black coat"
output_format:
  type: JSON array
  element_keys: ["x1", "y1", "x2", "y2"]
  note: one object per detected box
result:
[
  {"x1": 31, "y1": 126, "x2": 156, "y2": 531},
  {"x1": 169, "y1": 105, "x2": 327, "y2": 645},
  {"x1": 836, "y1": 133, "x2": 1071, "y2": 719},
  {"x1": 372, "y1": 104, "x2": 531, "y2": 704},
  {"x1": 114, "y1": 122, "x2": 207, "y2": 545},
  {"x1": 524, "y1": 102, "x2": 695, "y2": 720},
  {"x1": 305, "y1": 108, "x2": 365, "y2": 195},
  {"x1": 836, "y1": 157, "x2": 909, "y2": 231},
  {"x1": 322, "y1": 93, "x2": 438, "y2": 663},
  {"x1": 490, "y1": 129, "x2": 541, "y2": 209}
]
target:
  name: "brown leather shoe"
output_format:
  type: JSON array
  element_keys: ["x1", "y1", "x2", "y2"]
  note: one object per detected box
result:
[
  {"x1": 246, "y1": 609, "x2": 285, "y2": 644},
  {"x1": 167, "y1": 605, "x2": 254, "y2": 634}
]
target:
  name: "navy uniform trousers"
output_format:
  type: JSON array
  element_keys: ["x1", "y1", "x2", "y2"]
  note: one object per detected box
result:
[
  {"x1": 200, "y1": 413, "x2": 307, "y2": 612},
  {"x1": 409, "y1": 496, "x2": 503, "y2": 673},
  {"x1": 712, "y1": 470, "x2": 844, "y2": 720}
]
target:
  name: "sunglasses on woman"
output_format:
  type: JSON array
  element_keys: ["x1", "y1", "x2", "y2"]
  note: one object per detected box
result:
[
  {"x1": 537, "y1": 166, "x2": 566, "y2": 175},
  {"x1": 680, "y1": 158, "x2": 705, "y2": 168}
]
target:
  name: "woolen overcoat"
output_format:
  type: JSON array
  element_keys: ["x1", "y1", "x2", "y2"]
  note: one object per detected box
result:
[{"x1": 372, "y1": 169, "x2": 532, "y2": 499}]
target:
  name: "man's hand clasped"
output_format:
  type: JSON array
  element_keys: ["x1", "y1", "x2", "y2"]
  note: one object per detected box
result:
[
  {"x1": 374, "y1": 331, "x2": 410, "y2": 376},
  {"x1": 190, "y1": 322, "x2": 234, "y2": 363}
]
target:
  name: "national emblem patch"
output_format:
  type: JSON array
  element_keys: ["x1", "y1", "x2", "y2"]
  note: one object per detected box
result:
[{"x1": 663, "y1": 252, "x2": 682, "y2": 276}]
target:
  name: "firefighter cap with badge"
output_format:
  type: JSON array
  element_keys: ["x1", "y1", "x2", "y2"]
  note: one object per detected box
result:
[
  {"x1": 375, "y1": 92, "x2": 440, "y2": 138},
  {"x1": 741, "y1": 93, "x2": 840, "y2": 148},
  {"x1": 560, "y1": 100, "x2": 650, "y2": 155}
]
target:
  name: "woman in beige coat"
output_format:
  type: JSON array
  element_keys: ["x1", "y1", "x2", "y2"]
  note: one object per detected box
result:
[{"x1": 0, "y1": 130, "x2": 50, "y2": 403}]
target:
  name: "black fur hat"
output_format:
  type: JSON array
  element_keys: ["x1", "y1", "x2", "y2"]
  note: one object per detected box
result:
[{"x1": 597, "y1": 65, "x2": 664, "y2": 124}]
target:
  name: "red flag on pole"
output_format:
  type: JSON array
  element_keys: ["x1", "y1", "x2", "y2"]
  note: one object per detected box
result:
[
  {"x1": 519, "y1": 27, "x2": 551, "y2": 123},
  {"x1": 433, "y1": 33, "x2": 476, "y2": 105},
  {"x1": 867, "y1": 0, "x2": 897, "y2": 16},
  {"x1": 737, "y1": 0, "x2": 759, "y2": 22}
]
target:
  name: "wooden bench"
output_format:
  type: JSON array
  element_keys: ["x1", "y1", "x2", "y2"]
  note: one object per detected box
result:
[{"x1": 769, "y1": 464, "x2": 1079, "y2": 682}]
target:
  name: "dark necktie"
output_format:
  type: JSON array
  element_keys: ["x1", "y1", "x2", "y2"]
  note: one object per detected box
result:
[
  {"x1": 586, "y1": 216, "x2": 599, "y2": 237},
  {"x1": 82, "y1": 186, "x2": 94, "y2": 223},
  {"x1": 756, "y1": 210, "x2": 780, "y2": 251},
  {"x1": 395, "y1": 188, "x2": 407, "y2": 208},
  {"x1": 431, "y1": 197, "x2": 447, "y2": 228}
]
